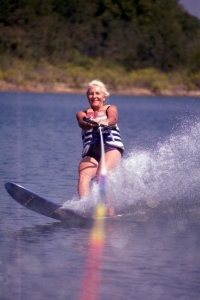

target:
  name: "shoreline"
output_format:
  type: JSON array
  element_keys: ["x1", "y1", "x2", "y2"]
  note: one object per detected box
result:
[{"x1": 1, "y1": 80, "x2": 200, "y2": 97}]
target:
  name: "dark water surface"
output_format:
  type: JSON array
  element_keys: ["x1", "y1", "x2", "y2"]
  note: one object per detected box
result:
[{"x1": 1, "y1": 92, "x2": 200, "y2": 300}]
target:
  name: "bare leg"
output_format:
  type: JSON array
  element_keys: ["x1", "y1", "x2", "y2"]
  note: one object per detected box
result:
[
  {"x1": 97, "y1": 150, "x2": 122, "y2": 215},
  {"x1": 78, "y1": 156, "x2": 98, "y2": 198},
  {"x1": 97, "y1": 149, "x2": 122, "y2": 178}
]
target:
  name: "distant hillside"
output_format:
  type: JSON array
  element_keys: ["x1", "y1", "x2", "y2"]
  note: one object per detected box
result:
[
  {"x1": 0, "y1": 0, "x2": 200, "y2": 71},
  {"x1": 0, "y1": 0, "x2": 200, "y2": 95}
]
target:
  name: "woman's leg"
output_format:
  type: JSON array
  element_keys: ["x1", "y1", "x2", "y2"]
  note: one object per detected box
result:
[
  {"x1": 78, "y1": 156, "x2": 98, "y2": 198},
  {"x1": 97, "y1": 149, "x2": 122, "y2": 215},
  {"x1": 98, "y1": 149, "x2": 122, "y2": 176}
]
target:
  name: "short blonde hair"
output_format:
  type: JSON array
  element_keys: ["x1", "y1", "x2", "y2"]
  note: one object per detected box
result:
[{"x1": 86, "y1": 80, "x2": 110, "y2": 98}]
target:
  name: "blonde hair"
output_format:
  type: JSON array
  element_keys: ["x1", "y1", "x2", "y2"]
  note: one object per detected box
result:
[{"x1": 86, "y1": 80, "x2": 110, "y2": 98}]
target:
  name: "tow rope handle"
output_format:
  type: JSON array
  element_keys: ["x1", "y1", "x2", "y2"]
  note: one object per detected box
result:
[{"x1": 83, "y1": 116, "x2": 115, "y2": 129}]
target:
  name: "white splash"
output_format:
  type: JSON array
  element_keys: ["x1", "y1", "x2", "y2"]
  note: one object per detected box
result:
[{"x1": 63, "y1": 119, "x2": 200, "y2": 217}]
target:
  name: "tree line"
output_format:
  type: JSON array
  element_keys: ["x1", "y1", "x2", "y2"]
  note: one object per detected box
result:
[{"x1": 0, "y1": 0, "x2": 200, "y2": 72}]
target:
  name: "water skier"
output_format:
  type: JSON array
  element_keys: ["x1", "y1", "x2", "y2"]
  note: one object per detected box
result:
[{"x1": 76, "y1": 80, "x2": 124, "y2": 198}]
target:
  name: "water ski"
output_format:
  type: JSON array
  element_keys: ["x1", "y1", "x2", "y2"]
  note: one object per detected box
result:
[{"x1": 4, "y1": 182, "x2": 87, "y2": 222}]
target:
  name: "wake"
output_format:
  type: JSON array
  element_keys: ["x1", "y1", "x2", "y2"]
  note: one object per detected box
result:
[{"x1": 63, "y1": 119, "x2": 200, "y2": 219}]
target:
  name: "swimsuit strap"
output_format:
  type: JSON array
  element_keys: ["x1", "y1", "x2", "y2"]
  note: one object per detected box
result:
[{"x1": 106, "y1": 105, "x2": 111, "y2": 115}]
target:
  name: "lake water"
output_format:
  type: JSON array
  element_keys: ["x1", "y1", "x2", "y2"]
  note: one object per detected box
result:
[{"x1": 1, "y1": 92, "x2": 200, "y2": 300}]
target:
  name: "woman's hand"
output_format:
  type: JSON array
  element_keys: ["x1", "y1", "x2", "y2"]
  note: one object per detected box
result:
[{"x1": 83, "y1": 116, "x2": 98, "y2": 129}]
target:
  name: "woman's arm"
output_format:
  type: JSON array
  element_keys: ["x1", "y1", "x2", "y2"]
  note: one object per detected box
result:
[
  {"x1": 99, "y1": 105, "x2": 118, "y2": 126},
  {"x1": 76, "y1": 111, "x2": 97, "y2": 130}
]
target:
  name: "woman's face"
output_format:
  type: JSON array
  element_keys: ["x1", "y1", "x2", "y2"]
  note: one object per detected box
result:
[{"x1": 87, "y1": 85, "x2": 106, "y2": 110}]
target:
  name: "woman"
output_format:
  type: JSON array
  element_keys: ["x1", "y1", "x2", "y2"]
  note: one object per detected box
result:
[{"x1": 76, "y1": 80, "x2": 124, "y2": 198}]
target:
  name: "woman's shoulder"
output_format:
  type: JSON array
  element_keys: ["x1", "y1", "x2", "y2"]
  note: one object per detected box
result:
[
  {"x1": 85, "y1": 105, "x2": 115, "y2": 111},
  {"x1": 103, "y1": 104, "x2": 117, "y2": 111},
  {"x1": 85, "y1": 108, "x2": 93, "y2": 113}
]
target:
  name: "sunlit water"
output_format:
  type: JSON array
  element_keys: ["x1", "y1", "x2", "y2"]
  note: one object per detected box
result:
[{"x1": 1, "y1": 92, "x2": 200, "y2": 299}]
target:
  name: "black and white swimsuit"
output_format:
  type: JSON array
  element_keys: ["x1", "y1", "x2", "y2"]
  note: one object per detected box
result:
[{"x1": 81, "y1": 106, "x2": 124, "y2": 162}]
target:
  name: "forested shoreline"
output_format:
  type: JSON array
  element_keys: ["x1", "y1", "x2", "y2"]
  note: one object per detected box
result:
[{"x1": 0, "y1": 0, "x2": 200, "y2": 95}]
